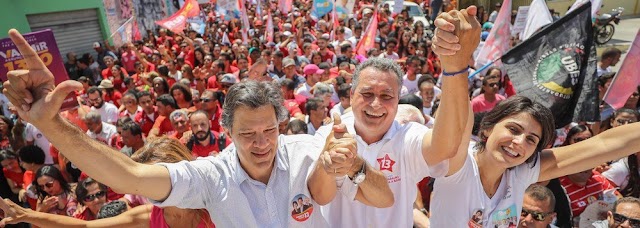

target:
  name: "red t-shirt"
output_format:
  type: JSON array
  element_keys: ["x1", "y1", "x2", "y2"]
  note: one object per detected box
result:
[
  {"x1": 559, "y1": 172, "x2": 617, "y2": 218},
  {"x1": 284, "y1": 99, "x2": 302, "y2": 117},
  {"x1": 74, "y1": 207, "x2": 97, "y2": 221},
  {"x1": 23, "y1": 171, "x2": 37, "y2": 210},
  {"x1": 321, "y1": 50, "x2": 335, "y2": 63},
  {"x1": 134, "y1": 109, "x2": 158, "y2": 137},
  {"x1": 104, "y1": 91, "x2": 123, "y2": 108},
  {"x1": 150, "y1": 205, "x2": 214, "y2": 228},
  {"x1": 3, "y1": 168, "x2": 23, "y2": 188},
  {"x1": 151, "y1": 116, "x2": 175, "y2": 137},
  {"x1": 189, "y1": 131, "x2": 231, "y2": 157},
  {"x1": 207, "y1": 75, "x2": 220, "y2": 90}
]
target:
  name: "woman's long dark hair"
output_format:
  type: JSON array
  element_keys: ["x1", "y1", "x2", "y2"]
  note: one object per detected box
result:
[
  {"x1": 33, "y1": 165, "x2": 72, "y2": 201},
  {"x1": 621, "y1": 154, "x2": 640, "y2": 197},
  {"x1": 560, "y1": 124, "x2": 592, "y2": 147}
]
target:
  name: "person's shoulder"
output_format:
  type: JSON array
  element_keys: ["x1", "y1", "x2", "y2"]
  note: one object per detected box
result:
[{"x1": 105, "y1": 102, "x2": 119, "y2": 110}]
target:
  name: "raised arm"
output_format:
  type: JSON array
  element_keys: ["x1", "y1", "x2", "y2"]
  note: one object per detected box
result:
[
  {"x1": 1, "y1": 29, "x2": 171, "y2": 201},
  {"x1": 422, "y1": 7, "x2": 480, "y2": 167},
  {"x1": 539, "y1": 122, "x2": 640, "y2": 181}
]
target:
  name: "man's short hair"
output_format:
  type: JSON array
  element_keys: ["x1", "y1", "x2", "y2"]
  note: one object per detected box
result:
[
  {"x1": 121, "y1": 121, "x2": 142, "y2": 136},
  {"x1": 116, "y1": 117, "x2": 133, "y2": 128},
  {"x1": 525, "y1": 184, "x2": 556, "y2": 210},
  {"x1": 305, "y1": 97, "x2": 323, "y2": 114},
  {"x1": 352, "y1": 58, "x2": 403, "y2": 95},
  {"x1": 395, "y1": 104, "x2": 425, "y2": 124},
  {"x1": 601, "y1": 47, "x2": 622, "y2": 60},
  {"x1": 340, "y1": 43, "x2": 352, "y2": 53},
  {"x1": 83, "y1": 111, "x2": 102, "y2": 123},
  {"x1": 613, "y1": 197, "x2": 640, "y2": 213},
  {"x1": 280, "y1": 78, "x2": 296, "y2": 91},
  {"x1": 417, "y1": 74, "x2": 436, "y2": 89},
  {"x1": 156, "y1": 94, "x2": 179, "y2": 109},
  {"x1": 399, "y1": 94, "x2": 423, "y2": 111},
  {"x1": 337, "y1": 83, "x2": 351, "y2": 99},
  {"x1": 221, "y1": 81, "x2": 288, "y2": 130},
  {"x1": 96, "y1": 200, "x2": 128, "y2": 219},
  {"x1": 169, "y1": 109, "x2": 189, "y2": 123},
  {"x1": 137, "y1": 90, "x2": 152, "y2": 102},
  {"x1": 189, "y1": 110, "x2": 210, "y2": 120},
  {"x1": 287, "y1": 119, "x2": 308, "y2": 134},
  {"x1": 87, "y1": 86, "x2": 102, "y2": 96},
  {"x1": 18, "y1": 145, "x2": 45, "y2": 165},
  {"x1": 312, "y1": 83, "x2": 333, "y2": 97}
]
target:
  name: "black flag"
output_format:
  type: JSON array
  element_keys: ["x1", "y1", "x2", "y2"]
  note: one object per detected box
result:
[{"x1": 502, "y1": 2, "x2": 599, "y2": 128}]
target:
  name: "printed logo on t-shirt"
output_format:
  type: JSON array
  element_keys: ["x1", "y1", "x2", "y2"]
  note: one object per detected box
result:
[
  {"x1": 490, "y1": 204, "x2": 518, "y2": 228},
  {"x1": 468, "y1": 209, "x2": 484, "y2": 228},
  {"x1": 377, "y1": 153, "x2": 401, "y2": 183},
  {"x1": 291, "y1": 194, "x2": 313, "y2": 222}
]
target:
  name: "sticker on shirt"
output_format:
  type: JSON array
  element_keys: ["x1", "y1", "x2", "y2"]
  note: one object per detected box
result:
[
  {"x1": 490, "y1": 204, "x2": 518, "y2": 228},
  {"x1": 377, "y1": 153, "x2": 401, "y2": 183},
  {"x1": 291, "y1": 194, "x2": 313, "y2": 222},
  {"x1": 468, "y1": 209, "x2": 484, "y2": 228}
]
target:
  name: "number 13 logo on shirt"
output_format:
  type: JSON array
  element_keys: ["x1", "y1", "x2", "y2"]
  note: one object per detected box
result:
[{"x1": 377, "y1": 154, "x2": 396, "y2": 172}]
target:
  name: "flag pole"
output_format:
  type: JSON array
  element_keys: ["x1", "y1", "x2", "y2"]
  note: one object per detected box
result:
[{"x1": 468, "y1": 57, "x2": 498, "y2": 79}]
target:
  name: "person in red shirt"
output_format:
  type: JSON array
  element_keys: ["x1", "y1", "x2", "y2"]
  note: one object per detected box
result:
[
  {"x1": 167, "y1": 109, "x2": 190, "y2": 144},
  {"x1": 317, "y1": 36, "x2": 335, "y2": 64},
  {"x1": 100, "y1": 56, "x2": 116, "y2": 79},
  {"x1": 148, "y1": 94, "x2": 178, "y2": 138},
  {"x1": 0, "y1": 151, "x2": 24, "y2": 199},
  {"x1": 73, "y1": 178, "x2": 108, "y2": 221},
  {"x1": 185, "y1": 111, "x2": 230, "y2": 157},
  {"x1": 98, "y1": 80, "x2": 123, "y2": 108},
  {"x1": 199, "y1": 90, "x2": 223, "y2": 132},
  {"x1": 133, "y1": 91, "x2": 157, "y2": 136}
]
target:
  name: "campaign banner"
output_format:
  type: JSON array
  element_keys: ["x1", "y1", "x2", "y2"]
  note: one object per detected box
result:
[
  {"x1": 155, "y1": 0, "x2": 201, "y2": 34},
  {"x1": 511, "y1": 6, "x2": 528, "y2": 37},
  {"x1": 0, "y1": 30, "x2": 78, "y2": 111},
  {"x1": 218, "y1": 0, "x2": 241, "y2": 20}
]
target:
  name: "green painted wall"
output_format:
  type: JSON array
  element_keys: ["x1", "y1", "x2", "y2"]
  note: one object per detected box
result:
[{"x1": 0, "y1": 0, "x2": 109, "y2": 39}]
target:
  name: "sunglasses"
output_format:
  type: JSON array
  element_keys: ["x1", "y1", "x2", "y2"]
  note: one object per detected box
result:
[
  {"x1": 613, "y1": 213, "x2": 640, "y2": 228},
  {"x1": 84, "y1": 190, "x2": 106, "y2": 202},
  {"x1": 520, "y1": 209, "x2": 551, "y2": 221},
  {"x1": 617, "y1": 119, "x2": 638, "y2": 125},
  {"x1": 38, "y1": 180, "x2": 55, "y2": 189},
  {"x1": 200, "y1": 98, "x2": 215, "y2": 103},
  {"x1": 573, "y1": 137, "x2": 591, "y2": 143},
  {"x1": 488, "y1": 82, "x2": 500, "y2": 87}
]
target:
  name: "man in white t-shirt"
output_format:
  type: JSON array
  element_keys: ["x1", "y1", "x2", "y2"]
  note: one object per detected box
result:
[
  {"x1": 402, "y1": 56, "x2": 423, "y2": 96},
  {"x1": 314, "y1": 57, "x2": 466, "y2": 227},
  {"x1": 83, "y1": 111, "x2": 118, "y2": 147},
  {"x1": 378, "y1": 38, "x2": 399, "y2": 60},
  {"x1": 87, "y1": 86, "x2": 118, "y2": 124},
  {"x1": 597, "y1": 47, "x2": 621, "y2": 78},
  {"x1": 329, "y1": 84, "x2": 351, "y2": 118},
  {"x1": 24, "y1": 122, "x2": 53, "y2": 164}
]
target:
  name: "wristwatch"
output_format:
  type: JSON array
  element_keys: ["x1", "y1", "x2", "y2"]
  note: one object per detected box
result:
[{"x1": 349, "y1": 162, "x2": 366, "y2": 187}]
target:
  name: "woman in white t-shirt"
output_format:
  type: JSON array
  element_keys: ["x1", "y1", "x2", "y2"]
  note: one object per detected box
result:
[
  {"x1": 601, "y1": 108, "x2": 640, "y2": 198},
  {"x1": 430, "y1": 8, "x2": 640, "y2": 227}
]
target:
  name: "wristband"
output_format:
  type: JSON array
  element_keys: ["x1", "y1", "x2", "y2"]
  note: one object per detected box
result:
[{"x1": 442, "y1": 66, "x2": 470, "y2": 76}]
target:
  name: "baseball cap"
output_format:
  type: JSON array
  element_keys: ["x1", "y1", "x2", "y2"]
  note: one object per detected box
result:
[
  {"x1": 93, "y1": 42, "x2": 102, "y2": 48},
  {"x1": 282, "y1": 31, "x2": 293, "y2": 37},
  {"x1": 363, "y1": 8, "x2": 373, "y2": 16},
  {"x1": 98, "y1": 79, "x2": 114, "y2": 89},
  {"x1": 283, "y1": 58, "x2": 295, "y2": 68},
  {"x1": 220, "y1": 73, "x2": 237, "y2": 84},
  {"x1": 304, "y1": 64, "x2": 325, "y2": 75}
]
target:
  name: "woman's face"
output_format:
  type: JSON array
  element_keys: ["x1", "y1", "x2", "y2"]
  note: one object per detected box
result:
[
  {"x1": 569, "y1": 130, "x2": 592, "y2": 145},
  {"x1": 195, "y1": 51, "x2": 204, "y2": 61},
  {"x1": 1, "y1": 159, "x2": 20, "y2": 173},
  {"x1": 612, "y1": 112, "x2": 638, "y2": 128},
  {"x1": 153, "y1": 80, "x2": 166, "y2": 93},
  {"x1": 402, "y1": 33, "x2": 412, "y2": 43},
  {"x1": 312, "y1": 54, "x2": 322, "y2": 64},
  {"x1": 483, "y1": 112, "x2": 542, "y2": 169},
  {"x1": 0, "y1": 119, "x2": 9, "y2": 135},
  {"x1": 37, "y1": 175, "x2": 63, "y2": 196},
  {"x1": 111, "y1": 67, "x2": 121, "y2": 77},
  {"x1": 172, "y1": 89, "x2": 185, "y2": 102},
  {"x1": 122, "y1": 95, "x2": 137, "y2": 110},
  {"x1": 83, "y1": 183, "x2": 107, "y2": 214}
]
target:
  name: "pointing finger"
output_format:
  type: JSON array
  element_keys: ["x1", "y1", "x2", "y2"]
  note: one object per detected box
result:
[{"x1": 8, "y1": 29, "x2": 47, "y2": 70}]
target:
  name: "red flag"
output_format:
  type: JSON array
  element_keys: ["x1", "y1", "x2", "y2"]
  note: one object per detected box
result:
[
  {"x1": 356, "y1": 11, "x2": 378, "y2": 56},
  {"x1": 604, "y1": 28, "x2": 640, "y2": 109},
  {"x1": 266, "y1": 11, "x2": 274, "y2": 43},
  {"x1": 133, "y1": 19, "x2": 141, "y2": 41},
  {"x1": 239, "y1": 0, "x2": 250, "y2": 44},
  {"x1": 155, "y1": 0, "x2": 201, "y2": 34},
  {"x1": 475, "y1": 0, "x2": 512, "y2": 68}
]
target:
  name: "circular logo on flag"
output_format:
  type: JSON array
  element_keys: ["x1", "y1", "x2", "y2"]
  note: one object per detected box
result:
[{"x1": 533, "y1": 43, "x2": 586, "y2": 99}]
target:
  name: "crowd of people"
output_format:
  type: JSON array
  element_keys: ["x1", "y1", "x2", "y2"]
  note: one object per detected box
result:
[{"x1": 0, "y1": 1, "x2": 638, "y2": 228}]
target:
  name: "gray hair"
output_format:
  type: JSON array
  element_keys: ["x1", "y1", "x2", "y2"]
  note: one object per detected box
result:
[
  {"x1": 352, "y1": 58, "x2": 403, "y2": 94},
  {"x1": 221, "y1": 80, "x2": 288, "y2": 130},
  {"x1": 169, "y1": 109, "x2": 189, "y2": 123},
  {"x1": 313, "y1": 82, "x2": 333, "y2": 97},
  {"x1": 395, "y1": 104, "x2": 425, "y2": 125},
  {"x1": 83, "y1": 111, "x2": 102, "y2": 123}
]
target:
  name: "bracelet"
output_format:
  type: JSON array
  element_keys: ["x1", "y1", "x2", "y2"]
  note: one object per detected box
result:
[{"x1": 441, "y1": 66, "x2": 470, "y2": 76}]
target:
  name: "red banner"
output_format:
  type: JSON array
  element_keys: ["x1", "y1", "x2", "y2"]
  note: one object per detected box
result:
[
  {"x1": 155, "y1": 0, "x2": 201, "y2": 34},
  {"x1": 604, "y1": 28, "x2": 640, "y2": 109},
  {"x1": 356, "y1": 11, "x2": 378, "y2": 56}
]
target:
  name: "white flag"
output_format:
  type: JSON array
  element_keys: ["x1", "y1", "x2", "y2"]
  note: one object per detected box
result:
[
  {"x1": 568, "y1": 0, "x2": 602, "y2": 19},
  {"x1": 520, "y1": 0, "x2": 552, "y2": 40}
]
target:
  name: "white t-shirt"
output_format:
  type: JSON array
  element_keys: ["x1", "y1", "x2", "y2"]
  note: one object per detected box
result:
[
  {"x1": 431, "y1": 147, "x2": 541, "y2": 227},
  {"x1": 602, "y1": 157, "x2": 639, "y2": 190},
  {"x1": 402, "y1": 74, "x2": 422, "y2": 95},
  {"x1": 24, "y1": 123, "x2": 53, "y2": 164},
  {"x1": 329, "y1": 102, "x2": 347, "y2": 118},
  {"x1": 86, "y1": 122, "x2": 118, "y2": 146},
  {"x1": 597, "y1": 65, "x2": 612, "y2": 78},
  {"x1": 316, "y1": 112, "x2": 449, "y2": 227},
  {"x1": 92, "y1": 102, "x2": 119, "y2": 124},
  {"x1": 0, "y1": 93, "x2": 10, "y2": 116},
  {"x1": 169, "y1": 70, "x2": 182, "y2": 81},
  {"x1": 294, "y1": 83, "x2": 313, "y2": 101},
  {"x1": 378, "y1": 52, "x2": 399, "y2": 60}
]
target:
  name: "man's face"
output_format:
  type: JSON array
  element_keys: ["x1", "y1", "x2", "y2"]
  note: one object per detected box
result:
[
  {"x1": 156, "y1": 102, "x2": 169, "y2": 116},
  {"x1": 317, "y1": 39, "x2": 327, "y2": 49},
  {"x1": 121, "y1": 129, "x2": 141, "y2": 147},
  {"x1": 284, "y1": 65, "x2": 296, "y2": 77},
  {"x1": 344, "y1": 47, "x2": 353, "y2": 59},
  {"x1": 190, "y1": 113, "x2": 211, "y2": 141},
  {"x1": 238, "y1": 59, "x2": 249, "y2": 70},
  {"x1": 85, "y1": 120, "x2": 102, "y2": 134},
  {"x1": 104, "y1": 58, "x2": 114, "y2": 67},
  {"x1": 518, "y1": 195, "x2": 555, "y2": 228},
  {"x1": 138, "y1": 95, "x2": 154, "y2": 113},
  {"x1": 200, "y1": 92, "x2": 219, "y2": 113},
  {"x1": 608, "y1": 202, "x2": 640, "y2": 228},
  {"x1": 350, "y1": 68, "x2": 399, "y2": 141},
  {"x1": 87, "y1": 92, "x2": 104, "y2": 109},
  {"x1": 227, "y1": 105, "x2": 279, "y2": 181},
  {"x1": 171, "y1": 115, "x2": 189, "y2": 134},
  {"x1": 310, "y1": 103, "x2": 327, "y2": 122},
  {"x1": 419, "y1": 82, "x2": 435, "y2": 104}
]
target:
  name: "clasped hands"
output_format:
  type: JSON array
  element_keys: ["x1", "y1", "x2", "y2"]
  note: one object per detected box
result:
[{"x1": 320, "y1": 114, "x2": 361, "y2": 178}]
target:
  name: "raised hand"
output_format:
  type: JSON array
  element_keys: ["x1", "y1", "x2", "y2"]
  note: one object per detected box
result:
[
  {"x1": 2, "y1": 29, "x2": 82, "y2": 126},
  {"x1": 432, "y1": 6, "x2": 481, "y2": 71},
  {"x1": 320, "y1": 114, "x2": 357, "y2": 177}
]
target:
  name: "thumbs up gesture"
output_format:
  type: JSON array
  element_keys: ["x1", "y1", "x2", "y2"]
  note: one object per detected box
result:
[{"x1": 320, "y1": 114, "x2": 358, "y2": 177}]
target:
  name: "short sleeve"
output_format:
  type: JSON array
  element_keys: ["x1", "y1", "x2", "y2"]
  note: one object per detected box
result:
[
  {"x1": 149, "y1": 158, "x2": 224, "y2": 209},
  {"x1": 404, "y1": 123, "x2": 449, "y2": 179},
  {"x1": 601, "y1": 159, "x2": 629, "y2": 188}
]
